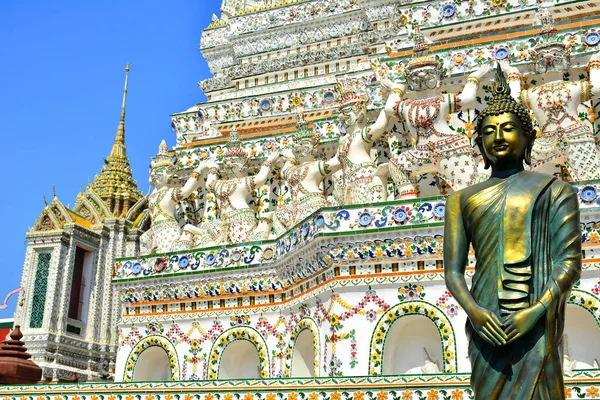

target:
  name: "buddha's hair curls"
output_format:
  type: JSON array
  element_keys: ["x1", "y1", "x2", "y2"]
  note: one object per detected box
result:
[{"x1": 474, "y1": 64, "x2": 536, "y2": 149}]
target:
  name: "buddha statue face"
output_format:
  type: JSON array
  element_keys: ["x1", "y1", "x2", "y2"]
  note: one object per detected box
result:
[
  {"x1": 480, "y1": 112, "x2": 531, "y2": 168},
  {"x1": 338, "y1": 102, "x2": 366, "y2": 129},
  {"x1": 406, "y1": 65, "x2": 441, "y2": 92}
]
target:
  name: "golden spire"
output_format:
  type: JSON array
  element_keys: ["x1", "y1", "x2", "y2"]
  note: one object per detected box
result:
[
  {"x1": 89, "y1": 64, "x2": 143, "y2": 219},
  {"x1": 111, "y1": 63, "x2": 129, "y2": 158}
]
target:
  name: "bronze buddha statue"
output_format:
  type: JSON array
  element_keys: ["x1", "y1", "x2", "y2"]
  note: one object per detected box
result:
[{"x1": 444, "y1": 65, "x2": 582, "y2": 399}]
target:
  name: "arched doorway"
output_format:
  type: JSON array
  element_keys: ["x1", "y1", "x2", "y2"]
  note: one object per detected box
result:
[
  {"x1": 291, "y1": 329, "x2": 316, "y2": 377},
  {"x1": 218, "y1": 340, "x2": 261, "y2": 379},
  {"x1": 564, "y1": 304, "x2": 600, "y2": 369},
  {"x1": 382, "y1": 315, "x2": 442, "y2": 375},
  {"x1": 132, "y1": 346, "x2": 172, "y2": 381}
]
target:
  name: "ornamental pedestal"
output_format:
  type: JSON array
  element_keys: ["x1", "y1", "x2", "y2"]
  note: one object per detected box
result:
[{"x1": 0, "y1": 326, "x2": 42, "y2": 384}]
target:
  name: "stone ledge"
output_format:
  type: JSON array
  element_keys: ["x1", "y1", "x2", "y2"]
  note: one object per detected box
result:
[{"x1": 0, "y1": 372, "x2": 598, "y2": 399}]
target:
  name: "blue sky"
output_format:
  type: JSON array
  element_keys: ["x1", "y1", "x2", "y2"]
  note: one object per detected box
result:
[{"x1": 0, "y1": 0, "x2": 222, "y2": 318}]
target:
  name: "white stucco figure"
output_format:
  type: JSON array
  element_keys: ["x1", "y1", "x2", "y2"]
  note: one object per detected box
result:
[
  {"x1": 501, "y1": 7, "x2": 600, "y2": 181},
  {"x1": 384, "y1": 27, "x2": 487, "y2": 198},
  {"x1": 334, "y1": 74, "x2": 397, "y2": 204},
  {"x1": 201, "y1": 128, "x2": 280, "y2": 244},
  {"x1": 178, "y1": 160, "x2": 229, "y2": 249},
  {"x1": 274, "y1": 111, "x2": 342, "y2": 230},
  {"x1": 140, "y1": 140, "x2": 208, "y2": 255}
]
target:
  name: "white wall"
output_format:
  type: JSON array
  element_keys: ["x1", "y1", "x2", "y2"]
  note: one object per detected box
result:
[{"x1": 115, "y1": 277, "x2": 600, "y2": 381}]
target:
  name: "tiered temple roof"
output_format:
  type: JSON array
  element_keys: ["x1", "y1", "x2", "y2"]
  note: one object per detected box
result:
[{"x1": 89, "y1": 64, "x2": 143, "y2": 218}]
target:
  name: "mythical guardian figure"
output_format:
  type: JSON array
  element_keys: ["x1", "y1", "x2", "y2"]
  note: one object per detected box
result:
[
  {"x1": 500, "y1": 7, "x2": 600, "y2": 180},
  {"x1": 335, "y1": 75, "x2": 396, "y2": 204},
  {"x1": 140, "y1": 140, "x2": 208, "y2": 254},
  {"x1": 203, "y1": 128, "x2": 280, "y2": 244},
  {"x1": 275, "y1": 111, "x2": 342, "y2": 230},
  {"x1": 384, "y1": 26, "x2": 488, "y2": 198}
]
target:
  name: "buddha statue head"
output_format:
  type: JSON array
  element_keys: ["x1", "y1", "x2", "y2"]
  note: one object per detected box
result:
[
  {"x1": 222, "y1": 126, "x2": 249, "y2": 178},
  {"x1": 150, "y1": 140, "x2": 175, "y2": 188},
  {"x1": 335, "y1": 75, "x2": 370, "y2": 130},
  {"x1": 404, "y1": 26, "x2": 445, "y2": 92},
  {"x1": 531, "y1": 7, "x2": 570, "y2": 74},
  {"x1": 474, "y1": 65, "x2": 536, "y2": 171},
  {"x1": 292, "y1": 110, "x2": 320, "y2": 158}
]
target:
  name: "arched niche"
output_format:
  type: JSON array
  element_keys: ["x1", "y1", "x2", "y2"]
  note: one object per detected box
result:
[
  {"x1": 291, "y1": 329, "x2": 316, "y2": 377},
  {"x1": 382, "y1": 314, "x2": 442, "y2": 375},
  {"x1": 564, "y1": 303, "x2": 600, "y2": 369},
  {"x1": 207, "y1": 327, "x2": 270, "y2": 380},
  {"x1": 122, "y1": 335, "x2": 180, "y2": 382},
  {"x1": 285, "y1": 318, "x2": 320, "y2": 377},
  {"x1": 132, "y1": 346, "x2": 172, "y2": 382},
  {"x1": 369, "y1": 301, "x2": 456, "y2": 375},
  {"x1": 218, "y1": 340, "x2": 261, "y2": 379}
]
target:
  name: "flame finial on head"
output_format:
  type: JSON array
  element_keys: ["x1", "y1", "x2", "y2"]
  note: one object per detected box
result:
[
  {"x1": 411, "y1": 25, "x2": 430, "y2": 58},
  {"x1": 224, "y1": 126, "x2": 249, "y2": 162},
  {"x1": 405, "y1": 24, "x2": 445, "y2": 80},
  {"x1": 293, "y1": 110, "x2": 319, "y2": 143},
  {"x1": 151, "y1": 140, "x2": 174, "y2": 170},
  {"x1": 334, "y1": 75, "x2": 370, "y2": 106}
]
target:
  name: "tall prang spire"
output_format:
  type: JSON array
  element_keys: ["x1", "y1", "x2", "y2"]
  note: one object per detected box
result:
[
  {"x1": 111, "y1": 63, "x2": 129, "y2": 158},
  {"x1": 89, "y1": 64, "x2": 143, "y2": 218}
]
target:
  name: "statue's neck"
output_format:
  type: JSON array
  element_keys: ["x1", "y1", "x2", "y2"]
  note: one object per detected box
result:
[
  {"x1": 232, "y1": 172, "x2": 248, "y2": 179},
  {"x1": 542, "y1": 72, "x2": 566, "y2": 84},
  {"x1": 490, "y1": 165, "x2": 524, "y2": 179},
  {"x1": 348, "y1": 122, "x2": 367, "y2": 134},
  {"x1": 297, "y1": 155, "x2": 313, "y2": 164},
  {"x1": 412, "y1": 89, "x2": 438, "y2": 99}
]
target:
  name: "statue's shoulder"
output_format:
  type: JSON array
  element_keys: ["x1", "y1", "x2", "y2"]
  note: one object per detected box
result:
[
  {"x1": 520, "y1": 171, "x2": 575, "y2": 193},
  {"x1": 449, "y1": 180, "x2": 495, "y2": 204},
  {"x1": 507, "y1": 171, "x2": 577, "y2": 200},
  {"x1": 546, "y1": 175, "x2": 578, "y2": 197}
]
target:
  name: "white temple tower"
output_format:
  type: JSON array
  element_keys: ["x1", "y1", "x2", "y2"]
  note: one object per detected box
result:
[{"x1": 13, "y1": 66, "x2": 148, "y2": 381}]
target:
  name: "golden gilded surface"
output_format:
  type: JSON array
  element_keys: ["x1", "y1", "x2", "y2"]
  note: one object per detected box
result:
[
  {"x1": 89, "y1": 65, "x2": 143, "y2": 217},
  {"x1": 444, "y1": 66, "x2": 582, "y2": 399}
]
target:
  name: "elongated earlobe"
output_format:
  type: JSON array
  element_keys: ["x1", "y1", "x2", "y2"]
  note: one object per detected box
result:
[
  {"x1": 476, "y1": 140, "x2": 490, "y2": 169},
  {"x1": 524, "y1": 143, "x2": 533, "y2": 166}
]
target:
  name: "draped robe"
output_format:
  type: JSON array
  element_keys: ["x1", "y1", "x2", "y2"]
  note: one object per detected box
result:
[{"x1": 449, "y1": 171, "x2": 581, "y2": 399}]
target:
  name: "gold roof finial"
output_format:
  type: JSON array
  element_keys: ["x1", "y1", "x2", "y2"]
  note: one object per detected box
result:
[
  {"x1": 52, "y1": 185, "x2": 57, "y2": 198},
  {"x1": 43, "y1": 194, "x2": 48, "y2": 206},
  {"x1": 113, "y1": 63, "x2": 129, "y2": 151},
  {"x1": 89, "y1": 64, "x2": 143, "y2": 219}
]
